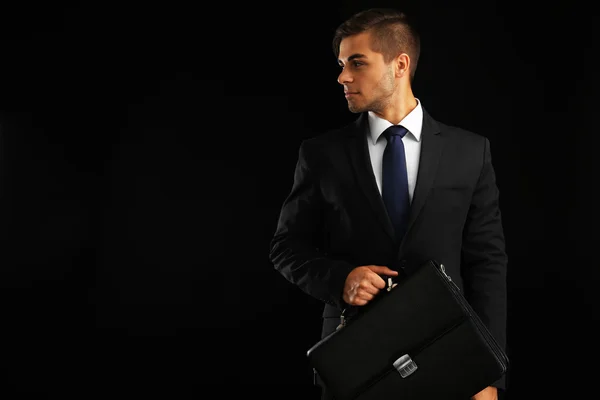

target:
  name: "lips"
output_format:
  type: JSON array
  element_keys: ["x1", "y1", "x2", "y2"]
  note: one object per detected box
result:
[{"x1": 344, "y1": 92, "x2": 358, "y2": 97}]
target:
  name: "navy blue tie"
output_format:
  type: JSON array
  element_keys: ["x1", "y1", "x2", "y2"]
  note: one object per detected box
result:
[{"x1": 381, "y1": 125, "x2": 410, "y2": 242}]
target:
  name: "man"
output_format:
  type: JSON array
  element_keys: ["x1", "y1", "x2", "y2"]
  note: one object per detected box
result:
[{"x1": 269, "y1": 8, "x2": 507, "y2": 400}]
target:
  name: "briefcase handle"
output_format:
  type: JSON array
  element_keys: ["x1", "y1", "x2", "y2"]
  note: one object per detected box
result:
[
  {"x1": 337, "y1": 260, "x2": 457, "y2": 330},
  {"x1": 337, "y1": 274, "x2": 395, "y2": 330}
]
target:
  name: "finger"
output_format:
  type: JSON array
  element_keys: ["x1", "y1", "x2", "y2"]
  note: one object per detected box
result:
[
  {"x1": 342, "y1": 293, "x2": 351, "y2": 304},
  {"x1": 356, "y1": 288, "x2": 376, "y2": 301},
  {"x1": 366, "y1": 265, "x2": 399, "y2": 276},
  {"x1": 352, "y1": 297, "x2": 368, "y2": 306},
  {"x1": 368, "y1": 272, "x2": 387, "y2": 290},
  {"x1": 358, "y1": 281, "x2": 380, "y2": 295}
]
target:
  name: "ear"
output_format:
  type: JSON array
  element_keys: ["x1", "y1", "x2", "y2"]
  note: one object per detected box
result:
[{"x1": 394, "y1": 53, "x2": 411, "y2": 79}]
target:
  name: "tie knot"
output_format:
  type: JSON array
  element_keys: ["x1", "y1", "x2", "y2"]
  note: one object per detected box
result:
[{"x1": 383, "y1": 125, "x2": 408, "y2": 140}]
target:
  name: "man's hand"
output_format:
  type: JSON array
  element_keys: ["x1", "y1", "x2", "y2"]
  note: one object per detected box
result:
[
  {"x1": 342, "y1": 265, "x2": 398, "y2": 306},
  {"x1": 472, "y1": 386, "x2": 498, "y2": 400}
]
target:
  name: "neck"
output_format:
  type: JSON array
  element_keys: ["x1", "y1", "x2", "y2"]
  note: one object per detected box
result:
[{"x1": 374, "y1": 86, "x2": 418, "y2": 125}]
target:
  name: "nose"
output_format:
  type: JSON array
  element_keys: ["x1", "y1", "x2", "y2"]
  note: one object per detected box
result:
[{"x1": 337, "y1": 66, "x2": 353, "y2": 85}]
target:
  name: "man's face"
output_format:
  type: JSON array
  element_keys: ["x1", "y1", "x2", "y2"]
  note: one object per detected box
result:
[{"x1": 337, "y1": 31, "x2": 396, "y2": 114}]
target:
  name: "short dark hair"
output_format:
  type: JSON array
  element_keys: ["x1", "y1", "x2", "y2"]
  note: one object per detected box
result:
[{"x1": 332, "y1": 8, "x2": 421, "y2": 82}]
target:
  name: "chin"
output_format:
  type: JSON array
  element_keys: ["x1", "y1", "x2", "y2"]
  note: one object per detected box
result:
[{"x1": 347, "y1": 103, "x2": 366, "y2": 113}]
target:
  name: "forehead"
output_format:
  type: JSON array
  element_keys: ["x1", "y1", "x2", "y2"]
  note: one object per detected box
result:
[{"x1": 338, "y1": 31, "x2": 377, "y2": 60}]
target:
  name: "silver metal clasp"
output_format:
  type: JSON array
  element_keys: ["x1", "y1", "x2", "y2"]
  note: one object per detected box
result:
[
  {"x1": 336, "y1": 309, "x2": 347, "y2": 330},
  {"x1": 440, "y1": 263, "x2": 451, "y2": 281},
  {"x1": 439, "y1": 263, "x2": 460, "y2": 291},
  {"x1": 393, "y1": 354, "x2": 418, "y2": 378}
]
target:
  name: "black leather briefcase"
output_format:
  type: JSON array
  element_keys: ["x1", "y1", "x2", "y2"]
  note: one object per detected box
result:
[{"x1": 306, "y1": 259, "x2": 509, "y2": 400}]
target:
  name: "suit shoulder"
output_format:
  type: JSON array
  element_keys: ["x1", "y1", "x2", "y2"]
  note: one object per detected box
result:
[
  {"x1": 305, "y1": 123, "x2": 349, "y2": 143},
  {"x1": 299, "y1": 121, "x2": 352, "y2": 154},
  {"x1": 437, "y1": 120, "x2": 489, "y2": 148}
]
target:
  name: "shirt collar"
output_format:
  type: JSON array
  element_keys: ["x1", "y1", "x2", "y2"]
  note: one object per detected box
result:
[{"x1": 367, "y1": 98, "x2": 424, "y2": 144}]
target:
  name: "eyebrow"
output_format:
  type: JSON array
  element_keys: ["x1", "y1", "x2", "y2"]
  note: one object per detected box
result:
[{"x1": 338, "y1": 53, "x2": 367, "y2": 64}]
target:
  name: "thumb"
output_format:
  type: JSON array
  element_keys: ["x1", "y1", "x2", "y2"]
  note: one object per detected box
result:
[{"x1": 366, "y1": 265, "x2": 399, "y2": 276}]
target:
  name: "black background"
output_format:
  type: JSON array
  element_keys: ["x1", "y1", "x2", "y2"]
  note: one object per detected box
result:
[{"x1": 0, "y1": 1, "x2": 597, "y2": 398}]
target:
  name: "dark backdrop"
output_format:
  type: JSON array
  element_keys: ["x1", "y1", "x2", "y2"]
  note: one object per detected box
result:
[{"x1": 0, "y1": 1, "x2": 597, "y2": 398}]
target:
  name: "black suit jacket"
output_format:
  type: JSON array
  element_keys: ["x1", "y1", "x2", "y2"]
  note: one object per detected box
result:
[{"x1": 269, "y1": 108, "x2": 508, "y2": 389}]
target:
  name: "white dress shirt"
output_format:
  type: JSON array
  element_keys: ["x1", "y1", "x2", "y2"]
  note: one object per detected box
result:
[{"x1": 366, "y1": 98, "x2": 423, "y2": 204}]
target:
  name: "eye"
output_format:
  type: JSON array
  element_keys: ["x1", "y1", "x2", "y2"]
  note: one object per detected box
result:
[{"x1": 353, "y1": 61, "x2": 364, "y2": 67}]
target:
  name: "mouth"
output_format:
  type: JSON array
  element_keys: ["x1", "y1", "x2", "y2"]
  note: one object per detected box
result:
[{"x1": 344, "y1": 92, "x2": 359, "y2": 98}]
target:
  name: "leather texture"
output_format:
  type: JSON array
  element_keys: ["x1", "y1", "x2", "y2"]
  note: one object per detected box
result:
[{"x1": 307, "y1": 260, "x2": 509, "y2": 400}]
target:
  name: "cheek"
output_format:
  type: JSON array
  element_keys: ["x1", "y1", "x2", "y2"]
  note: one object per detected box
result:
[{"x1": 361, "y1": 77, "x2": 380, "y2": 93}]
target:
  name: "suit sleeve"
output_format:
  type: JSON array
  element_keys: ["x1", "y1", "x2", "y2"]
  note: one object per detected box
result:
[
  {"x1": 269, "y1": 140, "x2": 355, "y2": 310},
  {"x1": 461, "y1": 137, "x2": 508, "y2": 390}
]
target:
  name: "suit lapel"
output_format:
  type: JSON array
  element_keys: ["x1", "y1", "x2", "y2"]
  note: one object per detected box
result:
[
  {"x1": 344, "y1": 114, "x2": 396, "y2": 244},
  {"x1": 402, "y1": 108, "x2": 444, "y2": 245},
  {"x1": 343, "y1": 109, "x2": 444, "y2": 250}
]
